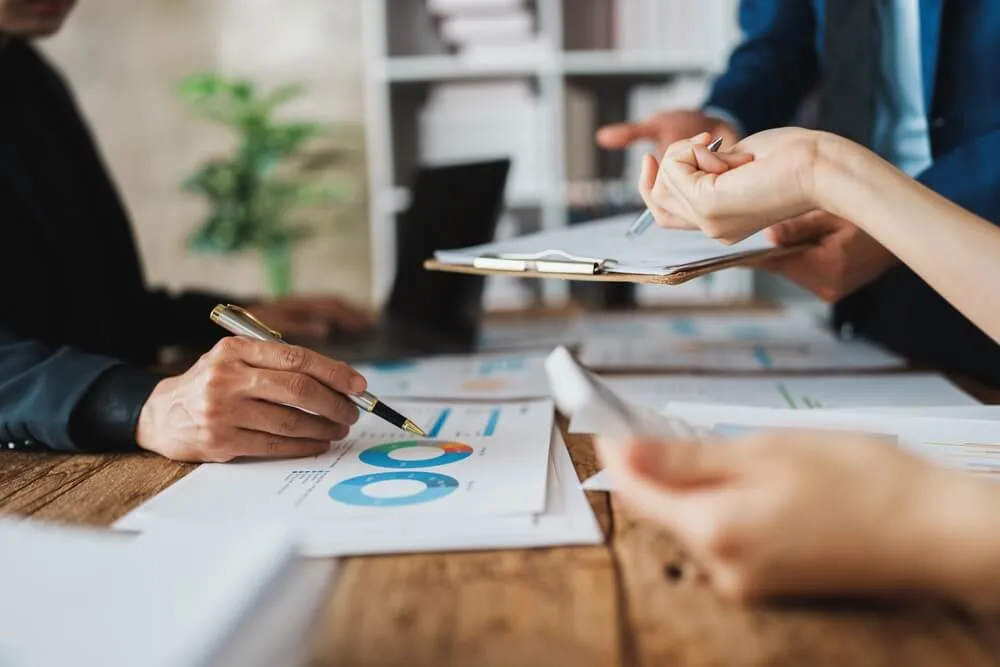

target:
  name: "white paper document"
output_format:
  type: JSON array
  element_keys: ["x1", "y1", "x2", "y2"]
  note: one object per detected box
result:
[
  {"x1": 477, "y1": 317, "x2": 577, "y2": 351},
  {"x1": 575, "y1": 309, "x2": 831, "y2": 344},
  {"x1": 434, "y1": 214, "x2": 778, "y2": 276},
  {"x1": 583, "y1": 404, "x2": 1000, "y2": 492},
  {"x1": 118, "y1": 428, "x2": 602, "y2": 557},
  {"x1": 117, "y1": 401, "x2": 553, "y2": 530},
  {"x1": 0, "y1": 519, "x2": 327, "y2": 667},
  {"x1": 354, "y1": 351, "x2": 550, "y2": 399},
  {"x1": 578, "y1": 337, "x2": 903, "y2": 371},
  {"x1": 661, "y1": 403, "x2": 1000, "y2": 475},
  {"x1": 569, "y1": 373, "x2": 977, "y2": 433}
]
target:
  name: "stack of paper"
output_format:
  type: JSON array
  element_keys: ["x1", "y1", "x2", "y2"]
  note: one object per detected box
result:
[
  {"x1": 354, "y1": 351, "x2": 551, "y2": 400},
  {"x1": 0, "y1": 519, "x2": 333, "y2": 667},
  {"x1": 432, "y1": 214, "x2": 782, "y2": 281},
  {"x1": 425, "y1": 0, "x2": 549, "y2": 60},
  {"x1": 573, "y1": 310, "x2": 904, "y2": 371},
  {"x1": 568, "y1": 373, "x2": 977, "y2": 434},
  {"x1": 116, "y1": 400, "x2": 601, "y2": 556},
  {"x1": 662, "y1": 403, "x2": 1000, "y2": 476}
]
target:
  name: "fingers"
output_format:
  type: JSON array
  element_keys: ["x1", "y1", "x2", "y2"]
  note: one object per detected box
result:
[
  {"x1": 267, "y1": 298, "x2": 374, "y2": 334},
  {"x1": 234, "y1": 429, "x2": 333, "y2": 460},
  {"x1": 273, "y1": 318, "x2": 332, "y2": 340},
  {"x1": 248, "y1": 369, "x2": 361, "y2": 427},
  {"x1": 768, "y1": 211, "x2": 840, "y2": 246},
  {"x1": 597, "y1": 437, "x2": 730, "y2": 537},
  {"x1": 298, "y1": 298, "x2": 374, "y2": 332},
  {"x1": 213, "y1": 337, "x2": 367, "y2": 395},
  {"x1": 619, "y1": 438, "x2": 741, "y2": 488},
  {"x1": 638, "y1": 154, "x2": 697, "y2": 230},
  {"x1": 596, "y1": 120, "x2": 657, "y2": 149},
  {"x1": 692, "y1": 144, "x2": 754, "y2": 173},
  {"x1": 233, "y1": 400, "x2": 351, "y2": 442}
]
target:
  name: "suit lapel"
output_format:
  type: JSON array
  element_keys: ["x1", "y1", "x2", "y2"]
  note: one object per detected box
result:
[{"x1": 919, "y1": 0, "x2": 945, "y2": 111}]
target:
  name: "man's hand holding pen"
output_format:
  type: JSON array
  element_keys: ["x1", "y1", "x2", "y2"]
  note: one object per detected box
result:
[{"x1": 135, "y1": 337, "x2": 367, "y2": 463}]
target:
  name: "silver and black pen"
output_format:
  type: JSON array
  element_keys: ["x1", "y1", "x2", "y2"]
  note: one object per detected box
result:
[
  {"x1": 210, "y1": 304, "x2": 427, "y2": 437},
  {"x1": 625, "y1": 136, "x2": 724, "y2": 240}
]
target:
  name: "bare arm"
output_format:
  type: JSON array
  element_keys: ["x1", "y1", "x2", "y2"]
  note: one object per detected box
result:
[
  {"x1": 817, "y1": 138, "x2": 1000, "y2": 343},
  {"x1": 646, "y1": 129, "x2": 1000, "y2": 343}
]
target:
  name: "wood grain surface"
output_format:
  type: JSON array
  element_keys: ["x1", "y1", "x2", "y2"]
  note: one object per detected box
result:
[{"x1": 3, "y1": 378, "x2": 1000, "y2": 666}]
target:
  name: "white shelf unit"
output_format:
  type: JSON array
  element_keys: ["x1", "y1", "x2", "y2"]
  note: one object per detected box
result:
[{"x1": 362, "y1": 0, "x2": 741, "y2": 308}]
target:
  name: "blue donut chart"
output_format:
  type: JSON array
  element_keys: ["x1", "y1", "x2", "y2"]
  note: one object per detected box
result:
[
  {"x1": 359, "y1": 440, "x2": 473, "y2": 469},
  {"x1": 329, "y1": 471, "x2": 459, "y2": 507}
]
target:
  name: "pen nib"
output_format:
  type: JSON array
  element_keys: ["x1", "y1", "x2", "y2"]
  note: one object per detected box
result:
[{"x1": 403, "y1": 420, "x2": 428, "y2": 437}]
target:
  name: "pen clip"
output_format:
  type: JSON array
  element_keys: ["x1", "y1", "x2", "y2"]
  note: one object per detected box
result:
[{"x1": 213, "y1": 304, "x2": 283, "y2": 339}]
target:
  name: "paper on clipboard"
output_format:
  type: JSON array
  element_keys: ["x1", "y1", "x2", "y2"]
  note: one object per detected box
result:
[{"x1": 428, "y1": 214, "x2": 798, "y2": 285}]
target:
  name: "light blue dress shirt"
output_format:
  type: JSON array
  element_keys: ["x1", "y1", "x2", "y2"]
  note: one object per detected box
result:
[
  {"x1": 706, "y1": 0, "x2": 933, "y2": 177},
  {"x1": 872, "y1": 0, "x2": 934, "y2": 176}
]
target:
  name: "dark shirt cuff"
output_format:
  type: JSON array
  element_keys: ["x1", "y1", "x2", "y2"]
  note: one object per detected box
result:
[{"x1": 70, "y1": 365, "x2": 165, "y2": 452}]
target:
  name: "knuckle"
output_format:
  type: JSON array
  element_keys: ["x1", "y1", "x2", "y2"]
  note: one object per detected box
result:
[
  {"x1": 323, "y1": 361, "x2": 353, "y2": 392},
  {"x1": 213, "y1": 336, "x2": 246, "y2": 358},
  {"x1": 331, "y1": 397, "x2": 360, "y2": 425},
  {"x1": 279, "y1": 345, "x2": 308, "y2": 371},
  {"x1": 278, "y1": 410, "x2": 304, "y2": 436},
  {"x1": 285, "y1": 373, "x2": 313, "y2": 401},
  {"x1": 264, "y1": 435, "x2": 286, "y2": 458},
  {"x1": 202, "y1": 362, "x2": 235, "y2": 395}
]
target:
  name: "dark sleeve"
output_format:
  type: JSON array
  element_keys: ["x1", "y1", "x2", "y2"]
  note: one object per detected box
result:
[
  {"x1": 0, "y1": 328, "x2": 161, "y2": 453},
  {"x1": 915, "y1": 126, "x2": 1000, "y2": 224},
  {"x1": 702, "y1": 0, "x2": 820, "y2": 135},
  {"x1": 143, "y1": 288, "x2": 249, "y2": 349}
]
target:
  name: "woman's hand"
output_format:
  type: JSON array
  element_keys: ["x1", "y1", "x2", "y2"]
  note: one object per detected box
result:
[
  {"x1": 597, "y1": 430, "x2": 999, "y2": 608},
  {"x1": 640, "y1": 128, "x2": 844, "y2": 244}
]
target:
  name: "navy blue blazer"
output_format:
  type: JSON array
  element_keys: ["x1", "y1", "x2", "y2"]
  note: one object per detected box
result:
[{"x1": 705, "y1": 0, "x2": 1000, "y2": 382}]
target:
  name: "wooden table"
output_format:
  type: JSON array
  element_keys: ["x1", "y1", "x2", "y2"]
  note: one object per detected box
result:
[{"x1": 4, "y1": 374, "x2": 1000, "y2": 666}]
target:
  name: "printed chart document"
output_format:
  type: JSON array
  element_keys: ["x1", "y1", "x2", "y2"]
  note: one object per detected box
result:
[
  {"x1": 569, "y1": 309, "x2": 904, "y2": 371},
  {"x1": 579, "y1": 337, "x2": 903, "y2": 371},
  {"x1": 117, "y1": 425, "x2": 601, "y2": 557},
  {"x1": 575, "y1": 309, "x2": 831, "y2": 344},
  {"x1": 116, "y1": 401, "x2": 603, "y2": 556},
  {"x1": 119, "y1": 400, "x2": 553, "y2": 523},
  {"x1": 583, "y1": 403, "x2": 1000, "y2": 492},
  {"x1": 431, "y1": 214, "x2": 783, "y2": 280},
  {"x1": 354, "y1": 351, "x2": 550, "y2": 399},
  {"x1": 0, "y1": 519, "x2": 332, "y2": 667},
  {"x1": 662, "y1": 403, "x2": 1000, "y2": 475},
  {"x1": 569, "y1": 373, "x2": 977, "y2": 433}
]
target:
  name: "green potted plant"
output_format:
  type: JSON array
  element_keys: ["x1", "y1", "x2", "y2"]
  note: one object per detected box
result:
[{"x1": 177, "y1": 71, "x2": 357, "y2": 297}]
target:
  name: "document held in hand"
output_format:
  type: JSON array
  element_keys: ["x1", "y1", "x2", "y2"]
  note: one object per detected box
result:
[{"x1": 425, "y1": 213, "x2": 801, "y2": 285}]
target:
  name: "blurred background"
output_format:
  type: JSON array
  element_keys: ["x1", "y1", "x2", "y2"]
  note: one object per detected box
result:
[{"x1": 39, "y1": 0, "x2": 807, "y2": 311}]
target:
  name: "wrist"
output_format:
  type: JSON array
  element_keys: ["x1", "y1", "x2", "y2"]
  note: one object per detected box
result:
[
  {"x1": 135, "y1": 376, "x2": 173, "y2": 453},
  {"x1": 812, "y1": 132, "x2": 864, "y2": 214}
]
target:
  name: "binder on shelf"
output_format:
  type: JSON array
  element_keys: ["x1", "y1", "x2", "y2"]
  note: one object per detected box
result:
[{"x1": 425, "y1": 214, "x2": 804, "y2": 286}]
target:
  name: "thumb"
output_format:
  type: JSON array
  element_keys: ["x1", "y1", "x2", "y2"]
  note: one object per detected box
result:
[
  {"x1": 625, "y1": 438, "x2": 739, "y2": 488},
  {"x1": 767, "y1": 211, "x2": 840, "y2": 246},
  {"x1": 596, "y1": 119, "x2": 658, "y2": 149},
  {"x1": 686, "y1": 144, "x2": 754, "y2": 175}
]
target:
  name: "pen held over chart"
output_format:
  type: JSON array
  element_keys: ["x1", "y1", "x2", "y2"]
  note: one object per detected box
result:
[{"x1": 210, "y1": 304, "x2": 427, "y2": 437}]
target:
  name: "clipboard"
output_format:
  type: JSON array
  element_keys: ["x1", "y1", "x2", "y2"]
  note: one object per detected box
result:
[{"x1": 424, "y1": 244, "x2": 804, "y2": 286}]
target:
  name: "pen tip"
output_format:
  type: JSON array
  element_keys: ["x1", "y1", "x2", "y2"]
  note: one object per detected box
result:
[
  {"x1": 707, "y1": 137, "x2": 723, "y2": 152},
  {"x1": 403, "y1": 421, "x2": 428, "y2": 437}
]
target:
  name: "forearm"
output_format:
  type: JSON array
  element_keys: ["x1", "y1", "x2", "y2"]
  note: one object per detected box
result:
[
  {"x1": 818, "y1": 138, "x2": 1000, "y2": 343},
  {"x1": 0, "y1": 329, "x2": 161, "y2": 452}
]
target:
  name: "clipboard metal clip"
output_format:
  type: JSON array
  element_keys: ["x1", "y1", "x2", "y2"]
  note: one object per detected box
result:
[{"x1": 472, "y1": 249, "x2": 617, "y2": 275}]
